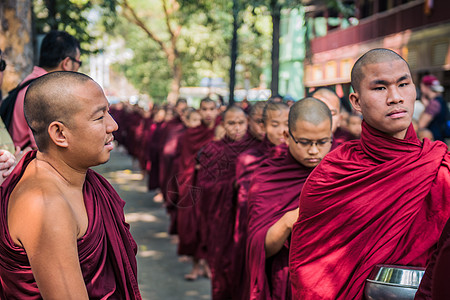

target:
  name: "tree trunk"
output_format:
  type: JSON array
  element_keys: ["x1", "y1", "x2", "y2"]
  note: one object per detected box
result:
[
  {"x1": 270, "y1": 0, "x2": 281, "y2": 97},
  {"x1": 167, "y1": 62, "x2": 182, "y2": 105},
  {"x1": 228, "y1": 0, "x2": 239, "y2": 107},
  {"x1": 0, "y1": 0, "x2": 34, "y2": 94}
]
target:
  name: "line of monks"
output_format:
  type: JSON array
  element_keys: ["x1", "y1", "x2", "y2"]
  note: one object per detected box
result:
[
  {"x1": 110, "y1": 89, "x2": 361, "y2": 299},
  {"x1": 110, "y1": 49, "x2": 450, "y2": 300}
]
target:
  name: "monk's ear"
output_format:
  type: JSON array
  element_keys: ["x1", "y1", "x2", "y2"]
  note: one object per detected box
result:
[
  {"x1": 59, "y1": 57, "x2": 73, "y2": 71},
  {"x1": 349, "y1": 92, "x2": 362, "y2": 114},
  {"x1": 283, "y1": 129, "x2": 290, "y2": 146},
  {"x1": 48, "y1": 121, "x2": 69, "y2": 148}
]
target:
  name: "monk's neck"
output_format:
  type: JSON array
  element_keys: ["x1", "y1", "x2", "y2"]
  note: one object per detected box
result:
[{"x1": 35, "y1": 152, "x2": 87, "y2": 188}]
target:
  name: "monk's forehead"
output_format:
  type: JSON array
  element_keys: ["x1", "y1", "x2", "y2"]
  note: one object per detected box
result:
[
  {"x1": 224, "y1": 110, "x2": 246, "y2": 121},
  {"x1": 361, "y1": 59, "x2": 411, "y2": 80},
  {"x1": 200, "y1": 101, "x2": 216, "y2": 109}
]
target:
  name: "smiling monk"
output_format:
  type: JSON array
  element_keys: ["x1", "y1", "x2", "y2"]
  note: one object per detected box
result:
[
  {"x1": 289, "y1": 48, "x2": 450, "y2": 299},
  {"x1": 0, "y1": 72, "x2": 141, "y2": 299}
]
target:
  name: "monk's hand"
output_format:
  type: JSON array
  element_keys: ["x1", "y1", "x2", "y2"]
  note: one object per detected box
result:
[
  {"x1": 283, "y1": 207, "x2": 300, "y2": 231},
  {"x1": 0, "y1": 150, "x2": 16, "y2": 179}
]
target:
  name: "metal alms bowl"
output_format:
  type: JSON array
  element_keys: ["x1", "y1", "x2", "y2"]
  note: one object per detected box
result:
[{"x1": 364, "y1": 265, "x2": 425, "y2": 300}]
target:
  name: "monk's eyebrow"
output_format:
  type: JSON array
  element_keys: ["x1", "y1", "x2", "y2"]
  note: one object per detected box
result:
[
  {"x1": 396, "y1": 75, "x2": 410, "y2": 82},
  {"x1": 90, "y1": 105, "x2": 108, "y2": 118},
  {"x1": 370, "y1": 74, "x2": 410, "y2": 86}
]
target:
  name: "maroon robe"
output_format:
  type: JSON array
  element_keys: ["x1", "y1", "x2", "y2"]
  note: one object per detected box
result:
[
  {"x1": 0, "y1": 151, "x2": 141, "y2": 299},
  {"x1": 231, "y1": 137, "x2": 276, "y2": 300},
  {"x1": 246, "y1": 148, "x2": 313, "y2": 300},
  {"x1": 196, "y1": 134, "x2": 259, "y2": 300},
  {"x1": 159, "y1": 117, "x2": 186, "y2": 234},
  {"x1": 331, "y1": 127, "x2": 358, "y2": 150},
  {"x1": 416, "y1": 216, "x2": 450, "y2": 299},
  {"x1": 175, "y1": 123, "x2": 216, "y2": 256},
  {"x1": 109, "y1": 106, "x2": 125, "y2": 146},
  {"x1": 147, "y1": 121, "x2": 166, "y2": 190},
  {"x1": 289, "y1": 121, "x2": 450, "y2": 300}
]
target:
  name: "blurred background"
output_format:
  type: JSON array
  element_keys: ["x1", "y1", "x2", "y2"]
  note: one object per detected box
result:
[{"x1": 0, "y1": 0, "x2": 449, "y2": 109}]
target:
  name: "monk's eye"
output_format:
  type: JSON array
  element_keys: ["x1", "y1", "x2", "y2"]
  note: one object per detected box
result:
[
  {"x1": 373, "y1": 86, "x2": 385, "y2": 91},
  {"x1": 399, "y1": 83, "x2": 409, "y2": 87},
  {"x1": 298, "y1": 139, "x2": 312, "y2": 146},
  {"x1": 318, "y1": 139, "x2": 331, "y2": 145}
]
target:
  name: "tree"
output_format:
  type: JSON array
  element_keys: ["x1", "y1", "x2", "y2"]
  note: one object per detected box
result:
[
  {"x1": 118, "y1": 0, "x2": 183, "y2": 104},
  {"x1": 0, "y1": 0, "x2": 34, "y2": 93}
]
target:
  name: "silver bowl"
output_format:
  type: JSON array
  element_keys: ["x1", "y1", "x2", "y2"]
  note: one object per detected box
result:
[{"x1": 364, "y1": 265, "x2": 425, "y2": 300}]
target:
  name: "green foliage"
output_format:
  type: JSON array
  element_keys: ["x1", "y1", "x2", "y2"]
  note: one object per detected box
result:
[{"x1": 33, "y1": 0, "x2": 118, "y2": 53}]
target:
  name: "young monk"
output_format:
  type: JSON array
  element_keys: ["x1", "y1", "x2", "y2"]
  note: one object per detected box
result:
[
  {"x1": 246, "y1": 98, "x2": 332, "y2": 300},
  {"x1": 312, "y1": 88, "x2": 356, "y2": 147},
  {"x1": 232, "y1": 101, "x2": 289, "y2": 300},
  {"x1": 184, "y1": 109, "x2": 202, "y2": 128},
  {"x1": 173, "y1": 98, "x2": 218, "y2": 279},
  {"x1": 0, "y1": 72, "x2": 141, "y2": 299},
  {"x1": 159, "y1": 98, "x2": 188, "y2": 234},
  {"x1": 247, "y1": 101, "x2": 266, "y2": 141},
  {"x1": 289, "y1": 48, "x2": 450, "y2": 299},
  {"x1": 196, "y1": 106, "x2": 254, "y2": 300}
]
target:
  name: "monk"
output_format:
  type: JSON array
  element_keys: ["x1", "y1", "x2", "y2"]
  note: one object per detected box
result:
[
  {"x1": 173, "y1": 98, "x2": 218, "y2": 279},
  {"x1": 0, "y1": 71, "x2": 141, "y2": 299},
  {"x1": 247, "y1": 101, "x2": 266, "y2": 141},
  {"x1": 246, "y1": 98, "x2": 332, "y2": 300},
  {"x1": 159, "y1": 98, "x2": 187, "y2": 234},
  {"x1": 197, "y1": 106, "x2": 256, "y2": 300},
  {"x1": 289, "y1": 48, "x2": 450, "y2": 299},
  {"x1": 312, "y1": 88, "x2": 356, "y2": 147},
  {"x1": 232, "y1": 101, "x2": 289, "y2": 300}
]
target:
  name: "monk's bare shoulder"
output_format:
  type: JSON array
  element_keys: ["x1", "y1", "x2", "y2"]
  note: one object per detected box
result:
[{"x1": 8, "y1": 165, "x2": 78, "y2": 249}]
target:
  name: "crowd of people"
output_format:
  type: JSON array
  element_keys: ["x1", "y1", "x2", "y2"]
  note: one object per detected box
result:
[
  {"x1": 111, "y1": 50, "x2": 449, "y2": 299},
  {"x1": 0, "y1": 29, "x2": 449, "y2": 300}
]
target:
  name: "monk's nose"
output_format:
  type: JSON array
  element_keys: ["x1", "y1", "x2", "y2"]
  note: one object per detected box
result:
[{"x1": 387, "y1": 87, "x2": 403, "y2": 105}]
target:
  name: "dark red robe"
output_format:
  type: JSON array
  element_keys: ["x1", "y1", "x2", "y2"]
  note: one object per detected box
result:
[
  {"x1": 196, "y1": 134, "x2": 259, "y2": 300},
  {"x1": 147, "y1": 121, "x2": 166, "y2": 190},
  {"x1": 159, "y1": 117, "x2": 186, "y2": 234},
  {"x1": 289, "y1": 121, "x2": 450, "y2": 300},
  {"x1": 416, "y1": 216, "x2": 450, "y2": 299},
  {"x1": 175, "y1": 123, "x2": 216, "y2": 256},
  {"x1": 246, "y1": 148, "x2": 313, "y2": 300},
  {"x1": 231, "y1": 137, "x2": 276, "y2": 300},
  {"x1": 0, "y1": 151, "x2": 141, "y2": 299}
]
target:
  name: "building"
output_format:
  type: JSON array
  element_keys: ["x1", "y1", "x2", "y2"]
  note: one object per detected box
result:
[{"x1": 303, "y1": 0, "x2": 450, "y2": 106}]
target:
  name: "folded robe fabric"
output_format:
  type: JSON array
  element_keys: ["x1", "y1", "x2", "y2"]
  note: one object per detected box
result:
[
  {"x1": 289, "y1": 121, "x2": 450, "y2": 300},
  {"x1": 0, "y1": 151, "x2": 141, "y2": 299},
  {"x1": 196, "y1": 133, "x2": 260, "y2": 300},
  {"x1": 159, "y1": 117, "x2": 186, "y2": 234},
  {"x1": 232, "y1": 137, "x2": 276, "y2": 300},
  {"x1": 246, "y1": 148, "x2": 313, "y2": 300},
  {"x1": 175, "y1": 123, "x2": 216, "y2": 257}
]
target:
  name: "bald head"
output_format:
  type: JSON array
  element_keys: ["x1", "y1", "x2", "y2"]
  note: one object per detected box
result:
[
  {"x1": 24, "y1": 71, "x2": 92, "y2": 151},
  {"x1": 223, "y1": 105, "x2": 245, "y2": 119},
  {"x1": 249, "y1": 101, "x2": 265, "y2": 117},
  {"x1": 351, "y1": 48, "x2": 410, "y2": 93},
  {"x1": 263, "y1": 101, "x2": 289, "y2": 125},
  {"x1": 312, "y1": 88, "x2": 341, "y2": 133},
  {"x1": 288, "y1": 97, "x2": 332, "y2": 132}
]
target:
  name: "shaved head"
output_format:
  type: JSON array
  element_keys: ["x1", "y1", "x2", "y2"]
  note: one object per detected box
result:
[
  {"x1": 24, "y1": 71, "x2": 92, "y2": 150},
  {"x1": 288, "y1": 97, "x2": 332, "y2": 132},
  {"x1": 351, "y1": 48, "x2": 410, "y2": 93},
  {"x1": 249, "y1": 101, "x2": 265, "y2": 117},
  {"x1": 223, "y1": 105, "x2": 245, "y2": 119},
  {"x1": 263, "y1": 101, "x2": 289, "y2": 125}
]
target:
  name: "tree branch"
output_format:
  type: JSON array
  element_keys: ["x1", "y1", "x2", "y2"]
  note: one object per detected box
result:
[{"x1": 121, "y1": 0, "x2": 169, "y2": 56}]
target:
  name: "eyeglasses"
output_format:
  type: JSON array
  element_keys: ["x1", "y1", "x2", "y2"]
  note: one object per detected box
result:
[
  {"x1": 68, "y1": 57, "x2": 82, "y2": 67},
  {"x1": 289, "y1": 129, "x2": 332, "y2": 148},
  {"x1": 0, "y1": 51, "x2": 5, "y2": 72}
]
